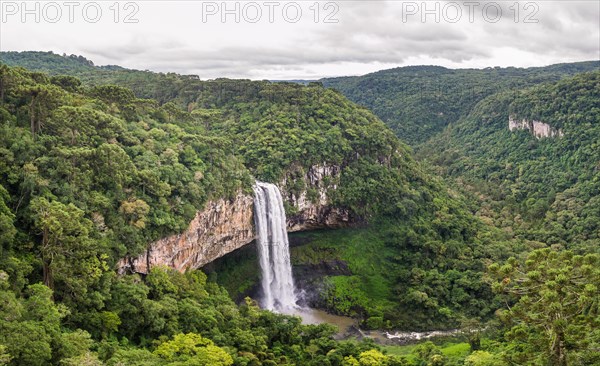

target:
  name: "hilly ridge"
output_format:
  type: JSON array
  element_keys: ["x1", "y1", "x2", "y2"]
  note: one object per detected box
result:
[
  {"x1": 418, "y1": 71, "x2": 600, "y2": 252},
  {"x1": 321, "y1": 61, "x2": 599, "y2": 144}
]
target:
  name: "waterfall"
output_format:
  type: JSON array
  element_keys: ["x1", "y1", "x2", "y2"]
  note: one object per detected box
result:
[{"x1": 253, "y1": 181, "x2": 297, "y2": 311}]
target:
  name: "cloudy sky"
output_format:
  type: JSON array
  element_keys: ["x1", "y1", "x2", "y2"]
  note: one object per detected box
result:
[{"x1": 1, "y1": 1, "x2": 598, "y2": 79}]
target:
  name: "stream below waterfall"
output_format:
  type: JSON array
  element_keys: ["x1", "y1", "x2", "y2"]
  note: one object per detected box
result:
[
  {"x1": 282, "y1": 307, "x2": 358, "y2": 337},
  {"x1": 284, "y1": 307, "x2": 461, "y2": 344}
]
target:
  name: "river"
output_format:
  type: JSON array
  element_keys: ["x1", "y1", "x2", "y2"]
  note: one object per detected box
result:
[{"x1": 283, "y1": 307, "x2": 461, "y2": 344}]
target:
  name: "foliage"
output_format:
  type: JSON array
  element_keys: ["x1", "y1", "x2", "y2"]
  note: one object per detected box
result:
[
  {"x1": 322, "y1": 62, "x2": 599, "y2": 145},
  {"x1": 412, "y1": 71, "x2": 600, "y2": 365},
  {"x1": 419, "y1": 72, "x2": 600, "y2": 253},
  {"x1": 0, "y1": 60, "x2": 442, "y2": 365},
  {"x1": 0, "y1": 61, "x2": 252, "y2": 265},
  {"x1": 463, "y1": 351, "x2": 506, "y2": 366},
  {"x1": 1, "y1": 53, "x2": 598, "y2": 365},
  {"x1": 289, "y1": 223, "x2": 504, "y2": 330},
  {"x1": 153, "y1": 333, "x2": 233, "y2": 365},
  {"x1": 489, "y1": 249, "x2": 600, "y2": 366}
]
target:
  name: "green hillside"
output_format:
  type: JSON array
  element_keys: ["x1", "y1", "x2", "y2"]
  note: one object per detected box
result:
[
  {"x1": 322, "y1": 62, "x2": 599, "y2": 145},
  {"x1": 419, "y1": 71, "x2": 600, "y2": 253},
  {"x1": 0, "y1": 58, "x2": 496, "y2": 365},
  {"x1": 0, "y1": 52, "x2": 598, "y2": 366},
  {"x1": 1, "y1": 51, "x2": 242, "y2": 104},
  {"x1": 411, "y1": 72, "x2": 600, "y2": 365}
]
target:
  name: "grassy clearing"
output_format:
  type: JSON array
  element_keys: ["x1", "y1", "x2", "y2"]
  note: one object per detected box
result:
[{"x1": 290, "y1": 227, "x2": 395, "y2": 303}]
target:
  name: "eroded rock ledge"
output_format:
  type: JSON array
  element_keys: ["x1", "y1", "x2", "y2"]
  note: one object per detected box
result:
[
  {"x1": 118, "y1": 164, "x2": 353, "y2": 274},
  {"x1": 509, "y1": 115, "x2": 563, "y2": 139}
]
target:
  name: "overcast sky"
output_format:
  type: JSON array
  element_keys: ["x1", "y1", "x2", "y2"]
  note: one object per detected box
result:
[{"x1": 1, "y1": 1, "x2": 598, "y2": 79}]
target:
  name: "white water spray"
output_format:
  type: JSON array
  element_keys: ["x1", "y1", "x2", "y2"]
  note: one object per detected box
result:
[{"x1": 253, "y1": 181, "x2": 297, "y2": 311}]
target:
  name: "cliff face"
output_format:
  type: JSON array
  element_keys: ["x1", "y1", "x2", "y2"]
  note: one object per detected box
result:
[
  {"x1": 118, "y1": 164, "x2": 352, "y2": 274},
  {"x1": 282, "y1": 164, "x2": 352, "y2": 231},
  {"x1": 509, "y1": 115, "x2": 563, "y2": 138},
  {"x1": 118, "y1": 193, "x2": 255, "y2": 274}
]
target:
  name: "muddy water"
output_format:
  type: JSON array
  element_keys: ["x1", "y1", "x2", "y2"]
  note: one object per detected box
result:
[
  {"x1": 281, "y1": 307, "x2": 358, "y2": 335},
  {"x1": 281, "y1": 307, "x2": 462, "y2": 345}
]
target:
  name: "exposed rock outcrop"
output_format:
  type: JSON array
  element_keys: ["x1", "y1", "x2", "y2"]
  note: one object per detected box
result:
[
  {"x1": 283, "y1": 164, "x2": 352, "y2": 231},
  {"x1": 118, "y1": 163, "x2": 353, "y2": 275},
  {"x1": 118, "y1": 193, "x2": 255, "y2": 274},
  {"x1": 509, "y1": 115, "x2": 563, "y2": 138}
]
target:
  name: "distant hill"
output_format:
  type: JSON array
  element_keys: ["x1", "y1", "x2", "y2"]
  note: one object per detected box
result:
[
  {"x1": 0, "y1": 52, "x2": 311, "y2": 104},
  {"x1": 321, "y1": 61, "x2": 600, "y2": 145},
  {"x1": 419, "y1": 71, "x2": 600, "y2": 252},
  {"x1": 4, "y1": 52, "x2": 596, "y2": 143},
  {"x1": 0, "y1": 51, "x2": 208, "y2": 104},
  {"x1": 0, "y1": 51, "x2": 97, "y2": 72}
]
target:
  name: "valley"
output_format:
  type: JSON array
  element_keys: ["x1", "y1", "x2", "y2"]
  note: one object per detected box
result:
[{"x1": 0, "y1": 51, "x2": 598, "y2": 366}]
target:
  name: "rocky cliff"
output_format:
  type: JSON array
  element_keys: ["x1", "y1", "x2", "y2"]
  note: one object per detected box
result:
[
  {"x1": 509, "y1": 115, "x2": 563, "y2": 138},
  {"x1": 282, "y1": 164, "x2": 352, "y2": 231},
  {"x1": 118, "y1": 164, "x2": 353, "y2": 274}
]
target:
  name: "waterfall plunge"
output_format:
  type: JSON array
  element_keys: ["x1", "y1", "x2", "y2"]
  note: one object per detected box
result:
[{"x1": 253, "y1": 182, "x2": 297, "y2": 311}]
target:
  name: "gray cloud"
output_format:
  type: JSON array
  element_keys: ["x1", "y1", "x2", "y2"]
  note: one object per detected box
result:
[{"x1": 1, "y1": 0, "x2": 598, "y2": 79}]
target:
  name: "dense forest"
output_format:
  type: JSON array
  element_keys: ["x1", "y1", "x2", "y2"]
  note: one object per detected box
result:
[
  {"x1": 322, "y1": 62, "x2": 599, "y2": 145},
  {"x1": 322, "y1": 62, "x2": 600, "y2": 365},
  {"x1": 0, "y1": 56, "x2": 487, "y2": 365},
  {"x1": 1, "y1": 51, "x2": 248, "y2": 105},
  {"x1": 0, "y1": 52, "x2": 598, "y2": 366},
  {"x1": 419, "y1": 72, "x2": 600, "y2": 253}
]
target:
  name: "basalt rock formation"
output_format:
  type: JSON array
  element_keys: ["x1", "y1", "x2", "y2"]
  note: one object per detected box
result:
[
  {"x1": 118, "y1": 164, "x2": 353, "y2": 274},
  {"x1": 508, "y1": 115, "x2": 563, "y2": 138}
]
